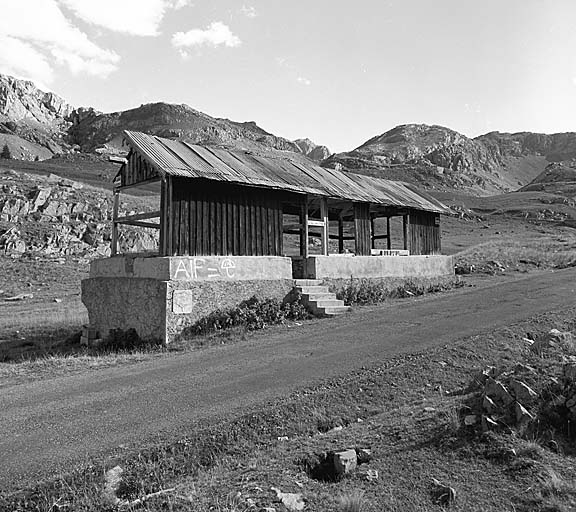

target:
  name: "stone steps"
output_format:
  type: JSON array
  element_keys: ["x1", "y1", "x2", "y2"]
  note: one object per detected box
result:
[{"x1": 294, "y1": 280, "x2": 350, "y2": 317}]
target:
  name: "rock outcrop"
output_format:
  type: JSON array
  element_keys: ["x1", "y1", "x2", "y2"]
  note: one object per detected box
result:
[
  {"x1": 293, "y1": 138, "x2": 331, "y2": 161},
  {"x1": 323, "y1": 125, "x2": 576, "y2": 196},
  {"x1": 0, "y1": 168, "x2": 158, "y2": 259}
]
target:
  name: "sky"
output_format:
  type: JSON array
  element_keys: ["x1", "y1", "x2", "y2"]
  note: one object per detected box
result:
[{"x1": 1, "y1": 0, "x2": 576, "y2": 153}]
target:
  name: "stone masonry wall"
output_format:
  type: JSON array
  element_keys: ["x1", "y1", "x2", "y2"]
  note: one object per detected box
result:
[
  {"x1": 165, "y1": 279, "x2": 294, "y2": 342},
  {"x1": 81, "y1": 277, "x2": 168, "y2": 342}
]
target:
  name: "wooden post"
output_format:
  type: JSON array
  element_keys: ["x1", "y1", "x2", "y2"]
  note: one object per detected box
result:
[
  {"x1": 111, "y1": 189, "x2": 119, "y2": 255},
  {"x1": 386, "y1": 216, "x2": 391, "y2": 250},
  {"x1": 338, "y1": 216, "x2": 344, "y2": 253},
  {"x1": 403, "y1": 213, "x2": 410, "y2": 252},
  {"x1": 300, "y1": 196, "x2": 309, "y2": 257},
  {"x1": 320, "y1": 197, "x2": 328, "y2": 256},
  {"x1": 370, "y1": 214, "x2": 375, "y2": 249},
  {"x1": 166, "y1": 176, "x2": 173, "y2": 256}
]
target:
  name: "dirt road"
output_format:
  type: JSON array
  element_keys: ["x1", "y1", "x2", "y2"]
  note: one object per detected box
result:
[{"x1": 1, "y1": 269, "x2": 575, "y2": 490}]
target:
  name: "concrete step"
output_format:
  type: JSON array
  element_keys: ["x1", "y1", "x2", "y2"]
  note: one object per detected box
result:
[
  {"x1": 294, "y1": 279, "x2": 323, "y2": 287},
  {"x1": 316, "y1": 305, "x2": 351, "y2": 316},
  {"x1": 301, "y1": 292, "x2": 334, "y2": 301},
  {"x1": 295, "y1": 286, "x2": 330, "y2": 295},
  {"x1": 308, "y1": 299, "x2": 346, "y2": 308}
]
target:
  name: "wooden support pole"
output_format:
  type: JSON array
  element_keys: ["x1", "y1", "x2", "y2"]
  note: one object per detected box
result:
[
  {"x1": 111, "y1": 189, "x2": 119, "y2": 256},
  {"x1": 300, "y1": 196, "x2": 309, "y2": 258},
  {"x1": 403, "y1": 213, "x2": 410, "y2": 252},
  {"x1": 370, "y1": 215, "x2": 375, "y2": 249},
  {"x1": 338, "y1": 216, "x2": 344, "y2": 253},
  {"x1": 320, "y1": 197, "x2": 328, "y2": 256},
  {"x1": 386, "y1": 216, "x2": 391, "y2": 250},
  {"x1": 166, "y1": 177, "x2": 173, "y2": 256}
]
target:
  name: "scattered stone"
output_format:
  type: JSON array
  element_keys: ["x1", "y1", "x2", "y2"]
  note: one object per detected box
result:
[
  {"x1": 262, "y1": 508, "x2": 276, "y2": 512},
  {"x1": 355, "y1": 448, "x2": 372, "y2": 464},
  {"x1": 513, "y1": 363, "x2": 536, "y2": 375},
  {"x1": 482, "y1": 395, "x2": 497, "y2": 414},
  {"x1": 277, "y1": 436, "x2": 289, "y2": 441},
  {"x1": 53, "y1": 298, "x2": 63, "y2": 303},
  {"x1": 514, "y1": 402, "x2": 534, "y2": 425},
  {"x1": 271, "y1": 488, "x2": 305, "y2": 512},
  {"x1": 485, "y1": 378, "x2": 514, "y2": 405},
  {"x1": 333, "y1": 449, "x2": 358, "y2": 476},
  {"x1": 509, "y1": 380, "x2": 538, "y2": 404},
  {"x1": 468, "y1": 366, "x2": 496, "y2": 391},
  {"x1": 361, "y1": 468, "x2": 379, "y2": 482},
  {"x1": 103, "y1": 466, "x2": 123, "y2": 506},
  {"x1": 464, "y1": 414, "x2": 477, "y2": 426},
  {"x1": 423, "y1": 406, "x2": 436, "y2": 413},
  {"x1": 481, "y1": 415, "x2": 498, "y2": 432},
  {"x1": 329, "y1": 425, "x2": 343, "y2": 433},
  {"x1": 431, "y1": 478, "x2": 456, "y2": 506},
  {"x1": 4, "y1": 293, "x2": 33, "y2": 301},
  {"x1": 547, "y1": 329, "x2": 576, "y2": 352}
]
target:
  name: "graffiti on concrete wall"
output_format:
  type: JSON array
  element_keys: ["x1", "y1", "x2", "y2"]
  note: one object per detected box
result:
[{"x1": 172, "y1": 257, "x2": 236, "y2": 280}]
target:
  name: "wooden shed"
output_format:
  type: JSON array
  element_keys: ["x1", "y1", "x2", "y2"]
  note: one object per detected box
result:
[{"x1": 113, "y1": 131, "x2": 451, "y2": 260}]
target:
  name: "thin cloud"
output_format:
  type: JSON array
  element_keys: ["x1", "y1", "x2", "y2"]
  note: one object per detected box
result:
[
  {"x1": 172, "y1": 22, "x2": 241, "y2": 55},
  {"x1": 297, "y1": 76, "x2": 311, "y2": 86},
  {"x1": 240, "y1": 5, "x2": 258, "y2": 18},
  {"x1": 58, "y1": 0, "x2": 191, "y2": 37},
  {"x1": 0, "y1": 0, "x2": 119, "y2": 85}
]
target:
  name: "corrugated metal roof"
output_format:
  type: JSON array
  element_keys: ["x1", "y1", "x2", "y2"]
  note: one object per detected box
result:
[{"x1": 123, "y1": 130, "x2": 451, "y2": 214}]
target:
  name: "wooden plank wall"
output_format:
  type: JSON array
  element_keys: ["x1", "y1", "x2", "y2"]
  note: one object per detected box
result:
[
  {"x1": 167, "y1": 178, "x2": 284, "y2": 256},
  {"x1": 122, "y1": 151, "x2": 159, "y2": 186},
  {"x1": 408, "y1": 211, "x2": 441, "y2": 255},
  {"x1": 354, "y1": 202, "x2": 371, "y2": 256}
]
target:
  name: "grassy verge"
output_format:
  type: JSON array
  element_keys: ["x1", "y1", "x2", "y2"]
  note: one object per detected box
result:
[
  {"x1": 455, "y1": 236, "x2": 576, "y2": 275},
  {"x1": 3, "y1": 307, "x2": 576, "y2": 511}
]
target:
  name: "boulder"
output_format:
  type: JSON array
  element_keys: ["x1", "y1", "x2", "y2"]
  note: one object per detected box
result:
[
  {"x1": 485, "y1": 378, "x2": 514, "y2": 406},
  {"x1": 509, "y1": 380, "x2": 538, "y2": 405},
  {"x1": 333, "y1": 449, "x2": 357, "y2": 476}
]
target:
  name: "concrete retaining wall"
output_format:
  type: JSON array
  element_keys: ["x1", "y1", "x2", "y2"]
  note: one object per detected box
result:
[
  {"x1": 82, "y1": 255, "x2": 294, "y2": 344},
  {"x1": 296, "y1": 255, "x2": 454, "y2": 279}
]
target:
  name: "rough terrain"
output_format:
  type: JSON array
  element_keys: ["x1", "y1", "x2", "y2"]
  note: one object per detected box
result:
[{"x1": 1, "y1": 268, "x2": 575, "y2": 492}]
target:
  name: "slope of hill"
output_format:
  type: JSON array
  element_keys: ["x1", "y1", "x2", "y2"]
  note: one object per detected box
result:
[
  {"x1": 324, "y1": 125, "x2": 576, "y2": 196},
  {"x1": 519, "y1": 160, "x2": 576, "y2": 197},
  {"x1": 0, "y1": 75, "x2": 74, "y2": 159},
  {"x1": 0, "y1": 73, "x2": 331, "y2": 162}
]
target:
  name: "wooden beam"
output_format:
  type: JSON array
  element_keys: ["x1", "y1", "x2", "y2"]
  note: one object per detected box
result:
[
  {"x1": 370, "y1": 215, "x2": 375, "y2": 249},
  {"x1": 307, "y1": 219, "x2": 325, "y2": 227},
  {"x1": 320, "y1": 197, "x2": 328, "y2": 256},
  {"x1": 386, "y1": 217, "x2": 391, "y2": 250},
  {"x1": 117, "y1": 220, "x2": 161, "y2": 229},
  {"x1": 300, "y1": 196, "x2": 309, "y2": 258},
  {"x1": 338, "y1": 216, "x2": 344, "y2": 253},
  {"x1": 111, "y1": 189, "x2": 119, "y2": 256},
  {"x1": 403, "y1": 214, "x2": 410, "y2": 251},
  {"x1": 115, "y1": 177, "x2": 161, "y2": 191},
  {"x1": 115, "y1": 210, "x2": 161, "y2": 223}
]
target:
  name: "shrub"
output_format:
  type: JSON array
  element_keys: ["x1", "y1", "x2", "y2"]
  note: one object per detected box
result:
[
  {"x1": 182, "y1": 295, "x2": 311, "y2": 337},
  {"x1": 1, "y1": 143, "x2": 11, "y2": 159},
  {"x1": 334, "y1": 277, "x2": 462, "y2": 306}
]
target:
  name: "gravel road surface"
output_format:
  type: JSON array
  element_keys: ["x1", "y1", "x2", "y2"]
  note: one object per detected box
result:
[{"x1": 1, "y1": 269, "x2": 575, "y2": 489}]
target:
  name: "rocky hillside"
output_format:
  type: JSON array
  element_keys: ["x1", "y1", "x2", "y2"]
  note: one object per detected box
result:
[
  {"x1": 67, "y1": 102, "x2": 307, "y2": 157},
  {"x1": 520, "y1": 160, "x2": 576, "y2": 197},
  {"x1": 0, "y1": 73, "x2": 331, "y2": 162},
  {"x1": 0, "y1": 168, "x2": 158, "y2": 260},
  {"x1": 293, "y1": 138, "x2": 331, "y2": 161},
  {"x1": 324, "y1": 125, "x2": 576, "y2": 196},
  {"x1": 0, "y1": 75, "x2": 75, "y2": 159}
]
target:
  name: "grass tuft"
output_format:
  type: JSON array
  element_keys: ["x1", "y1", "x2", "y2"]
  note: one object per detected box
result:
[{"x1": 338, "y1": 489, "x2": 368, "y2": 512}]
